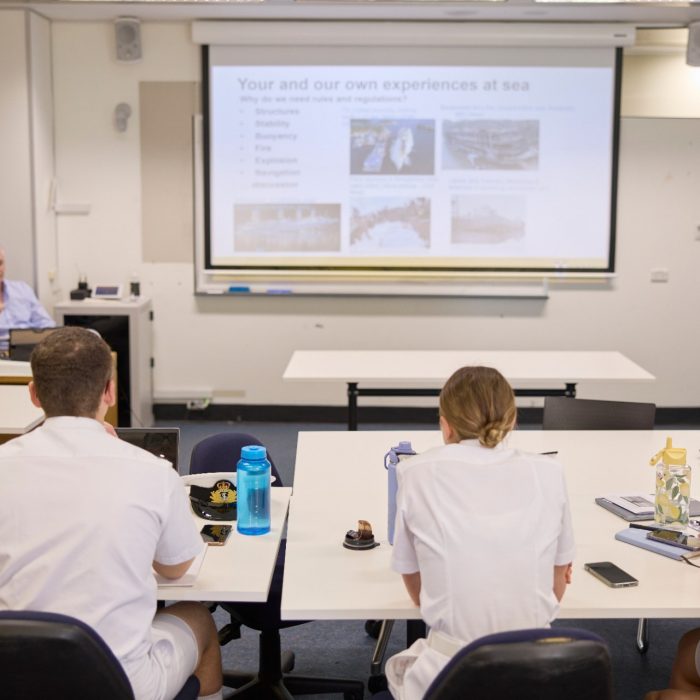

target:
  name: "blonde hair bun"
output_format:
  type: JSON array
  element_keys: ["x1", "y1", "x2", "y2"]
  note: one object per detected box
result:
[{"x1": 480, "y1": 424, "x2": 506, "y2": 449}]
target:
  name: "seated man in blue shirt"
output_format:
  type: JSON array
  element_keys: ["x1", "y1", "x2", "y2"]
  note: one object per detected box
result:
[{"x1": 0, "y1": 247, "x2": 55, "y2": 353}]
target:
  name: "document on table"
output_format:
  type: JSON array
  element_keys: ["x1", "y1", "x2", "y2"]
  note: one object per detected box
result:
[
  {"x1": 601, "y1": 492, "x2": 655, "y2": 515},
  {"x1": 154, "y1": 546, "x2": 207, "y2": 587}
]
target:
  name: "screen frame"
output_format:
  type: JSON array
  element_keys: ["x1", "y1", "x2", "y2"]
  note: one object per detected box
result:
[
  {"x1": 115, "y1": 427, "x2": 180, "y2": 471},
  {"x1": 93, "y1": 284, "x2": 124, "y2": 299}
]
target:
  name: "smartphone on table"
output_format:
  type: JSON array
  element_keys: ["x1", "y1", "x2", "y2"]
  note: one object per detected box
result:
[
  {"x1": 200, "y1": 524, "x2": 232, "y2": 546},
  {"x1": 647, "y1": 529, "x2": 700, "y2": 551},
  {"x1": 584, "y1": 561, "x2": 638, "y2": 588}
]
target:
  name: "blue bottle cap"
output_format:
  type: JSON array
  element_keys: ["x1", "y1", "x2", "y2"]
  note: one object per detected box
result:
[{"x1": 241, "y1": 445, "x2": 267, "y2": 460}]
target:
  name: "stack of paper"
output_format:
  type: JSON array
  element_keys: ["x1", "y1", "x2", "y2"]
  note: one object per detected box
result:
[{"x1": 153, "y1": 546, "x2": 207, "y2": 587}]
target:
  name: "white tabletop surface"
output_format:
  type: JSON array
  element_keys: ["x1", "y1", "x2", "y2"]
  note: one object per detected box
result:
[
  {"x1": 159, "y1": 486, "x2": 291, "y2": 602},
  {"x1": 282, "y1": 429, "x2": 700, "y2": 621},
  {"x1": 0, "y1": 384, "x2": 44, "y2": 434},
  {"x1": 283, "y1": 350, "x2": 655, "y2": 386}
]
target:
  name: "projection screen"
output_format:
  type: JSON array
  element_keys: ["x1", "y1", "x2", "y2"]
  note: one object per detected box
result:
[{"x1": 197, "y1": 23, "x2": 628, "y2": 294}]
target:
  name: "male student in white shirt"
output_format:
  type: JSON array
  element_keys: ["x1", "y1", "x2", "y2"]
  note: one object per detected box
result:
[{"x1": 0, "y1": 326, "x2": 224, "y2": 700}]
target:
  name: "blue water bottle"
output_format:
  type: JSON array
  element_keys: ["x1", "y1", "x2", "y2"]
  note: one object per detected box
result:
[
  {"x1": 384, "y1": 441, "x2": 416, "y2": 545},
  {"x1": 237, "y1": 445, "x2": 271, "y2": 536}
]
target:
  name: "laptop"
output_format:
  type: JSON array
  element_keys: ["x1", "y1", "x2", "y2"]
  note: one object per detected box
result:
[
  {"x1": 9, "y1": 327, "x2": 62, "y2": 361},
  {"x1": 115, "y1": 427, "x2": 180, "y2": 472}
]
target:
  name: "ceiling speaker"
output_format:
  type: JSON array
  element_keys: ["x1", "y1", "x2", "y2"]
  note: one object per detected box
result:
[
  {"x1": 687, "y1": 23, "x2": 700, "y2": 67},
  {"x1": 115, "y1": 17, "x2": 142, "y2": 63}
]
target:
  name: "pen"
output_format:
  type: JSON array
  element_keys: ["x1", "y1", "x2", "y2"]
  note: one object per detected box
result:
[{"x1": 540, "y1": 451, "x2": 558, "y2": 456}]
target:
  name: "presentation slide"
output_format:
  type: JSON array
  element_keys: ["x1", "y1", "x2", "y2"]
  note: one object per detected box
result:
[{"x1": 206, "y1": 50, "x2": 618, "y2": 274}]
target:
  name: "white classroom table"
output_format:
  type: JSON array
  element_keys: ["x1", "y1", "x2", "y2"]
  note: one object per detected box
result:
[
  {"x1": 283, "y1": 351, "x2": 655, "y2": 429},
  {"x1": 281, "y1": 430, "x2": 700, "y2": 622},
  {"x1": 158, "y1": 485, "x2": 291, "y2": 603},
  {"x1": 0, "y1": 383, "x2": 44, "y2": 439}
]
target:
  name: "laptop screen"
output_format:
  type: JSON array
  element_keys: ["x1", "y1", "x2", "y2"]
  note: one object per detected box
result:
[
  {"x1": 9, "y1": 327, "x2": 62, "y2": 361},
  {"x1": 115, "y1": 427, "x2": 180, "y2": 472}
]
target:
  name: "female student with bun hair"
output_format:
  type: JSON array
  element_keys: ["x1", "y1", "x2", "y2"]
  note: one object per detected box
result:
[{"x1": 385, "y1": 366, "x2": 575, "y2": 700}]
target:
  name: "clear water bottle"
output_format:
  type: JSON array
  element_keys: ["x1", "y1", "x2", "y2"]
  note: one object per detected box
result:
[
  {"x1": 384, "y1": 441, "x2": 416, "y2": 545},
  {"x1": 651, "y1": 437, "x2": 690, "y2": 529},
  {"x1": 237, "y1": 445, "x2": 271, "y2": 535}
]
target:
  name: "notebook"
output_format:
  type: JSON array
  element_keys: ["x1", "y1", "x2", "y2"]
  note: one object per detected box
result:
[
  {"x1": 614, "y1": 527, "x2": 687, "y2": 560},
  {"x1": 116, "y1": 427, "x2": 180, "y2": 472},
  {"x1": 596, "y1": 497, "x2": 700, "y2": 522}
]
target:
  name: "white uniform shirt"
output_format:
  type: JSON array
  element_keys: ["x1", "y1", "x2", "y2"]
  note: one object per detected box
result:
[
  {"x1": 388, "y1": 439, "x2": 575, "y2": 699},
  {"x1": 0, "y1": 417, "x2": 203, "y2": 673}
]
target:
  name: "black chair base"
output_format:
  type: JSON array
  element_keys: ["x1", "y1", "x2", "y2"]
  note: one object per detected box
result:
[
  {"x1": 224, "y1": 673, "x2": 364, "y2": 699},
  {"x1": 367, "y1": 673, "x2": 388, "y2": 694},
  {"x1": 223, "y1": 651, "x2": 295, "y2": 690},
  {"x1": 222, "y1": 628, "x2": 364, "y2": 700}
]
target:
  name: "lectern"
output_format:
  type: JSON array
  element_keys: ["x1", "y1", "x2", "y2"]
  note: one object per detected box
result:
[{"x1": 54, "y1": 297, "x2": 153, "y2": 427}]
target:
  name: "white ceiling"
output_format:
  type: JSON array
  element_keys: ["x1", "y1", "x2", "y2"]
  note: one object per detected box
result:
[{"x1": 1, "y1": 0, "x2": 700, "y2": 26}]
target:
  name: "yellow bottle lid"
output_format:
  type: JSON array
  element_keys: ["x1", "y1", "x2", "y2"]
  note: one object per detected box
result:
[{"x1": 649, "y1": 437, "x2": 687, "y2": 466}]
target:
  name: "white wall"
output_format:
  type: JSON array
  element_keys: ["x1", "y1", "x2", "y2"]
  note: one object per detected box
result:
[
  {"x1": 28, "y1": 12, "x2": 58, "y2": 306},
  {"x1": 0, "y1": 11, "x2": 56, "y2": 300},
  {"x1": 43, "y1": 20, "x2": 700, "y2": 408},
  {"x1": 0, "y1": 11, "x2": 36, "y2": 285}
]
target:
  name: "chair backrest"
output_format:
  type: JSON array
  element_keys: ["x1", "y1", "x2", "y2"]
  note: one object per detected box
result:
[
  {"x1": 0, "y1": 610, "x2": 135, "y2": 700},
  {"x1": 542, "y1": 396, "x2": 656, "y2": 430},
  {"x1": 424, "y1": 627, "x2": 613, "y2": 700},
  {"x1": 189, "y1": 432, "x2": 283, "y2": 486}
]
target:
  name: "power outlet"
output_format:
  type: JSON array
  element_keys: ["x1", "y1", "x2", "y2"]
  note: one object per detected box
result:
[
  {"x1": 650, "y1": 268, "x2": 669, "y2": 283},
  {"x1": 186, "y1": 398, "x2": 210, "y2": 411}
]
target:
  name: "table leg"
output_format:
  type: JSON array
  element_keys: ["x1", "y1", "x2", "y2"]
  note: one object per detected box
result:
[
  {"x1": 347, "y1": 383, "x2": 358, "y2": 431},
  {"x1": 370, "y1": 620, "x2": 394, "y2": 676},
  {"x1": 346, "y1": 383, "x2": 578, "y2": 430},
  {"x1": 636, "y1": 617, "x2": 649, "y2": 654}
]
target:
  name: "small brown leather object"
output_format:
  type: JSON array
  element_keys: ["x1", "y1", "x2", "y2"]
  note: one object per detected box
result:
[{"x1": 343, "y1": 519, "x2": 380, "y2": 550}]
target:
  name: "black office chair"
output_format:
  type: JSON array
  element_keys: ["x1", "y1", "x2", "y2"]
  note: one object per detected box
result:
[
  {"x1": 372, "y1": 627, "x2": 613, "y2": 700},
  {"x1": 189, "y1": 432, "x2": 364, "y2": 700},
  {"x1": 542, "y1": 395, "x2": 656, "y2": 653},
  {"x1": 542, "y1": 396, "x2": 656, "y2": 431},
  {"x1": 0, "y1": 610, "x2": 199, "y2": 700}
]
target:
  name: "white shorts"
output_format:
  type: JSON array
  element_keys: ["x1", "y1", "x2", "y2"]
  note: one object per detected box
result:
[
  {"x1": 125, "y1": 612, "x2": 200, "y2": 700},
  {"x1": 386, "y1": 637, "x2": 451, "y2": 700}
]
